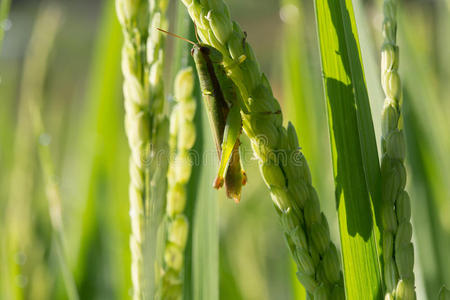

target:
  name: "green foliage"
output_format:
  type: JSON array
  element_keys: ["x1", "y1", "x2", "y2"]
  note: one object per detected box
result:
[
  {"x1": 181, "y1": 0, "x2": 344, "y2": 298},
  {"x1": 314, "y1": 0, "x2": 383, "y2": 297},
  {"x1": 1, "y1": 0, "x2": 449, "y2": 299},
  {"x1": 70, "y1": 2, "x2": 127, "y2": 299},
  {"x1": 0, "y1": 0, "x2": 10, "y2": 53},
  {"x1": 23, "y1": 5, "x2": 79, "y2": 299},
  {"x1": 399, "y1": 3, "x2": 450, "y2": 297}
]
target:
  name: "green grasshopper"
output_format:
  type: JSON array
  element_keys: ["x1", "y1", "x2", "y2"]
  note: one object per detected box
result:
[{"x1": 157, "y1": 28, "x2": 247, "y2": 202}]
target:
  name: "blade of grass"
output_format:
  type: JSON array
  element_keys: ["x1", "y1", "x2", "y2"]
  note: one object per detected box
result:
[
  {"x1": 221, "y1": 192, "x2": 294, "y2": 300},
  {"x1": 313, "y1": 0, "x2": 383, "y2": 297},
  {"x1": 0, "y1": 0, "x2": 11, "y2": 53},
  {"x1": 22, "y1": 4, "x2": 80, "y2": 299},
  {"x1": 399, "y1": 6, "x2": 450, "y2": 297},
  {"x1": 281, "y1": 0, "x2": 319, "y2": 167},
  {"x1": 190, "y1": 74, "x2": 218, "y2": 300},
  {"x1": 2, "y1": 3, "x2": 70, "y2": 298},
  {"x1": 0, "y1": 1, "x2": 13, "y2": 292},
  {"x1": 352, "y1": 0, "x2": 384, "y2": 147},
  {"x1": 2, "y1": 2, "x2": 82, "y2": 299},
  {"x1": 2, "y1": 6, "x2": 45, "y2": 300},
  {"x1": 192, "y1": 145, "x2": 218, "y2": 300},
  {"x1": 60, "y1": 1, "x2": 127, "y2": 297},
  {"x1": 219, "y1": 246, "x2": 244, "y2": 300},
  {"x1": 402, "y1": 90, "x2": 440, "y2": 299}
]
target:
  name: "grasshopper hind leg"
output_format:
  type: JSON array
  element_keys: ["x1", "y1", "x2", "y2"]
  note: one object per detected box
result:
[{"x1": 213, "y1": 103, "x2": 241, "y2": 190}]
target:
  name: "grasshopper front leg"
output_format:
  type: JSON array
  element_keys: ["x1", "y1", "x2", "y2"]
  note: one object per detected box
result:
[{"x1": 213, "y1": 103, "x2": 242, "y2": 190}]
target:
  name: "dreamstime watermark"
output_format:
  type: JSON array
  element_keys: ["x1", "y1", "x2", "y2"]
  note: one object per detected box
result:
[{"x1": 140, "y1": 134, "x2": 306, "y2": 168}]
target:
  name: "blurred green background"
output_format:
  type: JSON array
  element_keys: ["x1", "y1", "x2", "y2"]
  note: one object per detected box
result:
[{"x1": 0, "y1": 0, "x2": 449, "y2": 299}]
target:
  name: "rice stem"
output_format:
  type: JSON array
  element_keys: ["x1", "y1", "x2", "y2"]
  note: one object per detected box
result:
[
  {"x1": 116, "y1": 0, "x2": 170, "y2": 298},
  {"x1": 161, "y1": 67, "x2": 196, "y2": 300},
  {"x1": 380, "y1": 0, "x2": 416, "y2": 298}
]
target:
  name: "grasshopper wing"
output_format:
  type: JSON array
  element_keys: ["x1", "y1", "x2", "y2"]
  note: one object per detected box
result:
[{"x1": 213, "y1": 104, "x2": 241, "y2": 189}]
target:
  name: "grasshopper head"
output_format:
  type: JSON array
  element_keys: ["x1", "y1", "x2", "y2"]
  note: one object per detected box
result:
[{"x1": 191, "y1": 44, "x2": 223, "y2": 64}]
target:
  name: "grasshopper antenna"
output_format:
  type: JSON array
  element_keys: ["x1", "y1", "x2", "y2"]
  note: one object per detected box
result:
[
  {"x1": 156, "y1": 27, "x2": 196, "y2": 45},
  {"x1": 193, "y1": 23, "x2": 201, "y2": 44}
]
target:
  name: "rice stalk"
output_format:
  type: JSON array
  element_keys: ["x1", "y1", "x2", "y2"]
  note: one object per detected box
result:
[
  {"x1": 161, "y1": 67, "x2": 196, "y2": 300},
  {"x1": 170, "y1": 9, "x2": 203, "y2": 300},
  {"x1": 180, "y1": 0, "x2": 344, "y2": 297},
  {"x1": 116, "y1": 0, "x2": 169, "y2": 298},
  {"x1": 380, "y1": 0, "x2": 415, "y2": 298}
]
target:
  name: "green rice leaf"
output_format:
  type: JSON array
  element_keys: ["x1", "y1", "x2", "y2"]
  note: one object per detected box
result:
[
  {"x1": 313, "y1": 0, "x2": 383, "y2": 297},
  {"x1": 67, "y1": 1, "x2": 128, "y2": 298},
  {"x1": 170, "y1": 4, "x2": 218, "y2": 298},
  {"x1": 192, "y1": 105, "x2": 219, "y2": 300}
]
